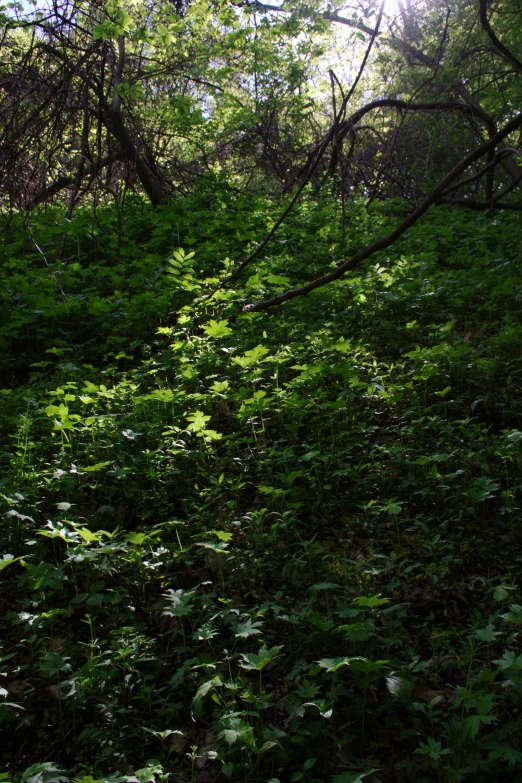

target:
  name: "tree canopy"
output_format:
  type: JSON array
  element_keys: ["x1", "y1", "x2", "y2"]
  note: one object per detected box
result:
[{"x1": 1, "y1": 0, "x2": 521, "y2": 306}]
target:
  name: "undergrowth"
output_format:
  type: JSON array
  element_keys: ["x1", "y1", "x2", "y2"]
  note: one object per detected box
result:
[{"x1": 1, "y1": 187, "x2": 521, "y2": 783}]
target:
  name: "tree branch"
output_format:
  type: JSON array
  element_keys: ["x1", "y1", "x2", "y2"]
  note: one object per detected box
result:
[
  {"x1": 437, "y1": 197, "x2": 521, "y2": 210},
  {"x1": 25, "y1": 153, "x2": 124, "y2": 209},
  {"x1": 327, "y1": 98, "x2": 490, "y2": 172},
  {"x1": 241, "y1": 110, "x2": 522, "y2": 314},
  {"x1": 479, "y1": 0, "x2": 522, "y2": 75},
  {"x1": 234, "y1": 1, "x2": 377, "y2": 35}
]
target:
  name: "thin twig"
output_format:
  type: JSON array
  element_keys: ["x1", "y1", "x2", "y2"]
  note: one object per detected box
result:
[{"x1": 30, "y1": 236, "x2": 68, "y2": 302}]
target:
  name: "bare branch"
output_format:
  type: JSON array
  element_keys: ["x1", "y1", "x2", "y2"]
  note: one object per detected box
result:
[
  {"x1": 437, "y1": 197, "x2": 522, "y2": 210},
  {"x1": 479, "y1": 0, "x2": 522, "y2": 75},
  {"x1": 25, "y1": 153, "x2": 124, "y2": 209},
  {"x1": 241, "y1": 110, "x2": 522, "y2": 314}
]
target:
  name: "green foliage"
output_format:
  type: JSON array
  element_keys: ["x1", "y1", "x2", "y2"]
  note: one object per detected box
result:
[{"x1": 1, "y1": 191, "x2": 522, "y2": 783}]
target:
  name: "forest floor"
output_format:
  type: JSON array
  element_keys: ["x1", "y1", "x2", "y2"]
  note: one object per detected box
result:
[{"x1": 1, "y1": 189, "x2": 522, "y2": 783}]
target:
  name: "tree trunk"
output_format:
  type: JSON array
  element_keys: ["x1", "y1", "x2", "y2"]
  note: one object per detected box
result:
[{"x1": 103, "y1": 103, "x2": 169, "y2": 207}]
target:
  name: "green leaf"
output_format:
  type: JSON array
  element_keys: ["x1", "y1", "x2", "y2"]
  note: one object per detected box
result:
[
  {"x1": 56, "y1": 502, "x2": 73, "y2": 511},
  {"x1": 77, "y1": 527, "x2": 103, "y2": 543},
  {"x1": 44, "y1": 403, "x2": 68, "y2": 418},
  {"x1": 232, "y1": 344, "x2": 270, "y2": 367},
  {"x1": 193, "y1": 676, "x2": 222, "y2": 717},
  {"x1": 267, "y1": 273, "x2": 290, "y2": 286},
  {"x1": 487, "y1": 743, "x2": 522, "y2": 765},
  {"x1": 332, "y1": 338, "x2": 351, "y2": 352},
  {"x1": 0, "y1": 554, "x2": 23, "y2": 572},
  {"x1": 186, "y1": 410, "x2": 211, "y2": 432},
  {"x1": 193, "y1": 623, "x2": 218, "y2": 641},
  {"x1": 127, "y1": 532, "x2": 147, "y2": 545},
  {"x1": 86, "y1": 592, "x2": 104, "y2": 606},
  {"x1": 386, "y1": 675, "x2": 412, "y2": 703},
  {"x1": 134, "y1": 762, "x2": 163, "y2": 783},
  {"x1": 338, "y1": 622, "x2": 374, "y2": 642},
  {"x1": 199, "y1": 428, "x2": 223, "y2": 441},
  {"x1": 474, "y1": 623, "x2": 499, "y2": 642},
  {"x1": 79, "y1": 461, "x2": 113, "y2": 472},
  {"x1": 501, "y1": 604, "x2": 522, "y2": 624},
  {"x1": 38, "y1": 653, "x2": 72, "y2": 677},
  {"x1": 258, "y1": 484, "x2": 275, "y2": 494},
  {"x1": 260, "y1": 740, "x2": 278, "y2": 751},
  {"x1": 353, "y1": 594, "x2": 390, "y2": 608},
  {"x1": 209, "y1": 380, "x2": 229, "y2": 394},
  {"x1": 461, "y1": 715, "x2": 481, "y2": 739},
  {"x1": 317, "y1": 656, "x2": 366, "y2": 673},
  {"x1": 222, "y1": 763, "x2": 234, "y2": 778},
  {"x1": 212, "y1": 529, "x2": 233, "y2": 541},
  {"x1": 197, "y1": 540, "x2": 229, "y2": 554},
  {"x1": 439, "y1": 318, "x2": 457, "y2": 333},
  {"x1": 21, "y1": 763, "x2": 67, "y2": 783},
  {"x1": 154, "y1": 388, "x2": 177, "y2": 403},
  {"x1": 203, "y1": 320, "x2": 232, "y2": 338},
  {"x1": 415, "y1": 737, "x2": 450, "y2": 761},
  {"x1": 163, "y1": 587, "x2": 198, "y2": 617},
  {"x1": 218, "y1": 717, "x2": 254, "y2": 746},
  {"x1": 233, "y1": 618, "x2": 263, "y2": 638},
  {"x1": 239, "y1": 644, "x2": 283, "y2": 671},
  {"x1": 331, "y1": 770, "x2": 379, "y2": 783},
  {"x1": 93, "y1": 22, "x2": 110, "y2": 39},
  {"x1": 493, "y1": 650, "x2": 522, "y2": 672}
]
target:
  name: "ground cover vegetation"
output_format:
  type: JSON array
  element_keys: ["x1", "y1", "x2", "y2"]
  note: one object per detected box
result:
[{"x1": 1, "y1": 0, "x2": 522, "y2": 781}]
